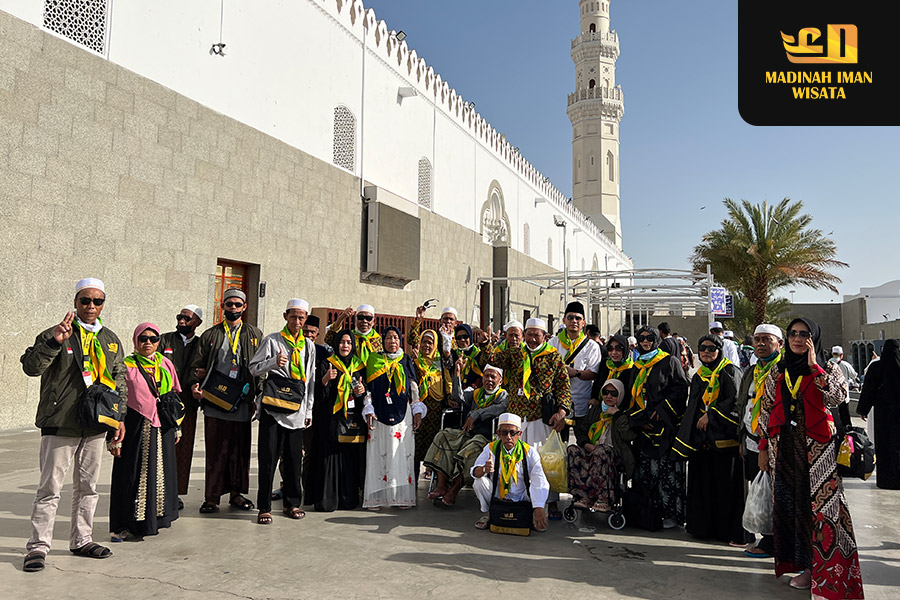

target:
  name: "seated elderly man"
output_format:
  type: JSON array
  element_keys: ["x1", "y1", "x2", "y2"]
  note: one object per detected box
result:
[
  {"x1": 424, "y1": 363, "x2": 508, "y2": 507},
  {"x1": 471, "y1": 413, "x2": 549, "y2": 532}
]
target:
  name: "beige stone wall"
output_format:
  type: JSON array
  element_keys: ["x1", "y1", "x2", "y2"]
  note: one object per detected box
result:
[{"x1": 0, "y1": 12, "x2": 497, "y2": 429}]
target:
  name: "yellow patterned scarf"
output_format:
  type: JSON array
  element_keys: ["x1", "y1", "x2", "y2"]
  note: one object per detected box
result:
[
  {"x1": 280, "y1": 326, "x2": 307, "y2": 382},
  {"x1": 328, "y1": 354, "x2": 363, "y2": 417},
  {"x1": 489, "y1": 438, "x2": 530, "y2": 499},
  {"x1": 366, "y1": 352, "x2": 406, "y2": 395},
  {"x1": 630, "y1": 350, "x2": 669, "y2": 410},
  {"x1": 557, "y1": 329, "x2": 586, "y2": 362},
  {"x1": 588, "y1": 412, "x2": 614, "y2": 445},
  {"x1": 698, "y1": 358, "x2": 730, "y2": 409},
  {"x1": 750, "y1": 352, "x2": 781, "y2": 434},
  {"x1": 522, "y1": 342, "x2": 556, "y2": 399},
  {"x1": 124, "y1": 352, "x2": 173, "y2": 394},
  {"x1": 76, "y1": 322, "x2": 116, "y2": 390}
]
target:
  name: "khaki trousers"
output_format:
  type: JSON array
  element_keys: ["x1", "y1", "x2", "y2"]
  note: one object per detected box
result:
[{"x1": 26, "y1": 433, "x2": 106, "y2": 554}]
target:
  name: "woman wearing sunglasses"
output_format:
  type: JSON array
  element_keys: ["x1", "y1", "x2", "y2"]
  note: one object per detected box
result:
[
  {"x1": 568, "y1": 378, "x2": 635, "y2": 512},
  {"x1": 673, "y1": 335, "x2": 743, "y2": 545},
  {"x1": 591, "y1": 334, "x2": 636, "y2": 409},
  {"x1": 758, "y1": 318, "x2": 864, "y2": 598},
  {"x1": 627, "y1": 325, "x2": 689, "y2": 530},
  {"x1": 109, "y1": 323, "x2": 182, "y2": 542}
]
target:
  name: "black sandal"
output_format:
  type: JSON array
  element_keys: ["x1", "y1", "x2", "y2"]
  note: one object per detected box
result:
[
  {"x1": 23, "y1": 551, "x2": 45, "y2": 572},
  {"x1": 199, "y1": 501, "x2": 219, "y2": 514},
  {"x1": 229, "y1": 495, "x2": 255, "y2": 511},
  {"x1": 70, "y1": 542, "x2": 112, "y2": 559}
]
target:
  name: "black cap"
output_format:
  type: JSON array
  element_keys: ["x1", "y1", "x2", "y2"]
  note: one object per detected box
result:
[
  {"x1": 564, "y1": 301, "x2": 585, "y2": 316},
  {"x1": 305, "y1": 314, "x2": 320, "y2": 327}
]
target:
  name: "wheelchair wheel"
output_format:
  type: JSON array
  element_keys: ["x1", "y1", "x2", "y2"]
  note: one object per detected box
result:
[
  {"x1": 608, "y1": 511, "x2": 626, "y2": 530},
  {"x1": 563, "y1": 505, "x2": 578, "y2": 523}
]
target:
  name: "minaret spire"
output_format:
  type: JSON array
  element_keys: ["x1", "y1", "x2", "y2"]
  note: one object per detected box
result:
[{"x1": 568, "y1": 0, "x2": 625, "y2": 249}]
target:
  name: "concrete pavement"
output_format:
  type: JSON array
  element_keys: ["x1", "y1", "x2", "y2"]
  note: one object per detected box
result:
[{"x1": 1, "y1": 421, "x2": 897, "y2": 600}]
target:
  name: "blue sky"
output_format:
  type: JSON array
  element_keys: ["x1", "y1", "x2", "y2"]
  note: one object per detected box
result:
[{"x1": 363, "y1": 0, "x2": 895, "y2": 303}]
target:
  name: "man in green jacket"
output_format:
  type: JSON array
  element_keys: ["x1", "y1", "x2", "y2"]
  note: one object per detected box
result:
[{"x1": 20, "y1": 278, "x2": 127, "y2": 572}]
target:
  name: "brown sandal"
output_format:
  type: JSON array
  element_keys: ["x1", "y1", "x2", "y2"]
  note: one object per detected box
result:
[
  {"x1": 283, "y1": 507, "x2": 306, "y2": 519},
  {"x1": 257, "y1": 512, "x2": 273, "y2": 525}
]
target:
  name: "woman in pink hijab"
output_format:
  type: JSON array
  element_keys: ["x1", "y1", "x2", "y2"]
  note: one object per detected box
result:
[{"x1": 108, "y1": 323, "x2": 182, "y2": 541}]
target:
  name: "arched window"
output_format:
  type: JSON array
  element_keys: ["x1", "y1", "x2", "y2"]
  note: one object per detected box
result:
[
  {"x1": 547, "y1": 238, "x2": 553, "y2": 265},
  {"x1": 333, "y1": 106, "x2": 356, "y2": 171},
  {"x1": 607, "y1": 150, "x2": 615, "y2": 181},
  {"x1": 589, "y1": 79, "x2": 596, "y2": 89},
  {"x1": 417, "y1": 158, "x2": 432, "y2": 209},
  {"x1": 589, "y1": 23, "x2": 596, "y2": 33},
  {"x1": 523, "y1": 223, "x2": 530, "y2": 256}
]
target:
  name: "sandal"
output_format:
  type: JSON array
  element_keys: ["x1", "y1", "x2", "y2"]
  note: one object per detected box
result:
[
  {"x1": 283, "y1": 507, "x2": 306, "y2": 519},
  {"x1": 257, "y1": 512, "x2": 273, "y2": 525},
  {"x1": 744, "y1": 547, "x2": 773, "y2": 558},
  {"x1": 70, "y1": 542, "x2": 112, "y2": 559},
  {"x1": 199, "y1": 501, "x2": 219, "y2": 514},
  {"x1": 475, "y1": 515, "x2": 490, "y2": 530},
  {"x1": 572, "y1": 499, "x2": 592, "y2": 510},
  {"x1": 592, "y1": 501, "x2": 611, "y2": 513},
  {"x1": 229, "y1": 495, "x2": 255, "y2": 511},
  {"x1": 23, "y1": 551, "x2": 45, "y2": 572}
]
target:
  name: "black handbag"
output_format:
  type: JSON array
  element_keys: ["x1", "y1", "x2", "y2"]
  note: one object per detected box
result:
[
  {"x1": 488, "y1": 444, "x2": 533, "y2": 536},
  {"x1": 135, "y1": 361, "x2": 184, "y2": 430},
  {"x1": 540, "y1": 392, "x2": 557, "y2": 426},
  {"x1": 261, "y1": 373, "x2": 306, "y2": 414},
  {"x1": 78, "y1": 383, "x2": 122, "y2": 435},
  {"x1": 201, "y1": 368, "x2": 245, "y2": 412},
  {"x1": 837, "y1": 426, "x2": 876, "y2": 481}
]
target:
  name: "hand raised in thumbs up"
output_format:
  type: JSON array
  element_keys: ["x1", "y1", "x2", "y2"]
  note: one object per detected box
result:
[{"x1": 276, "y1": 349, "x2": 289, "y2": 368}]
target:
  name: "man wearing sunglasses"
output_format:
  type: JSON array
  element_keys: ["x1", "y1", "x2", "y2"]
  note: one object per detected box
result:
[
  {"x1": 189, "y1": 288, "x2": 262, "y2": 514},
  {"x1": 471, "y1": 413, "x2": 550, "y2": 531},
  {"x1": 325, "y1": 304, "x2": 382, "y2": 364},
  {"x1": 21, "y1": 278, "x2": 127, "y2": 572},
  {"x1": 160, "y1": 305, "x2": 204, "y2": 508}
]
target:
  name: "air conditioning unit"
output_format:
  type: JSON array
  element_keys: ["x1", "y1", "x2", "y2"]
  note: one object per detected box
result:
[{"x1": 362, "y1": 186, "x2": 421, "y2": 288}]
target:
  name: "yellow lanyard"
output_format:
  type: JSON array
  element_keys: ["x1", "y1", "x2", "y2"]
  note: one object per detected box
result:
[
  {"x1": 223, "y1": 322, "x2": 243, "y2": 365},
  {"x1": 784, "y1": 371, "x2": 803, "y2": 399}
]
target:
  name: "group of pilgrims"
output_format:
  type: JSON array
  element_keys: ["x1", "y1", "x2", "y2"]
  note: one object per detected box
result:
[{"x1": 18, "y1": 277, "x2": 872, "y2": 599}]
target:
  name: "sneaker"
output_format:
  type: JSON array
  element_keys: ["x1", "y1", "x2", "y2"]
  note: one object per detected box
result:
[{"x1": 662, "y1": 518, "x2": 677, "y2": 529}]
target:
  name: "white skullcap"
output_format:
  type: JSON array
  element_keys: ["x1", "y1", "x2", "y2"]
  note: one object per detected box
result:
[
  {"x1": 753, "y1": 324, "x2": 782, "y2": 340},
  {"x1": 497, "y1": 413, "x2": 522, "y2": 429},
  {"x1": 183, "y1": 304, "x2": 203, "y2": 321},
  {"x1": 503, "y1": 320, "x2": 524, "y2": 332},
  {"x1": 356, "y1": 304, "x2": 375, "y2": 315},
  {"x1": 724, "y1": 330, "x2": 735, "y2": 338},
  {"x1": 832, "y1": 345, "x2": 844, "y2": 354},
  {"x1": 627, "y1": 336, "x2": 637, "y2": 345},
  {"x1": 525, "y1": 317, "x2": 547, "y2": 332},
  {"x1": 483, "y1": 364, "x2": 503, "y2": 376},
  {"x1": 286, "y1": 298, "x2": 310, "y2": 312},
  {"x1": 441, "y1": 306, "x2": 458, "y2": 317},
  {"x1": 709, "y1": 321, "x2": 724, "y2": 330},
  {"x1": 75, "y1": 277, "x2": 105, "y2": 294}
]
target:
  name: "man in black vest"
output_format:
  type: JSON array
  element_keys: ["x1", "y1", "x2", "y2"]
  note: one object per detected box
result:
[{"x1": 160, "y1": 304, "x2": 203, "y2": 509}]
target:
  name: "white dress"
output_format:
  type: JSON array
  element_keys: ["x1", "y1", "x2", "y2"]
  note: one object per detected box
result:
[{"x1": 362, "y1": 410, "x2": 417, "y2": 508}]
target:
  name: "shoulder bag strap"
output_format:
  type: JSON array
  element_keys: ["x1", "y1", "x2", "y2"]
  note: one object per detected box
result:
[
  {"x1": 564, "y1": 337, "x2": 591, "y2": 366},
  {"x1": 135, "y1": 359, "x2": 160, "y2": 399}
]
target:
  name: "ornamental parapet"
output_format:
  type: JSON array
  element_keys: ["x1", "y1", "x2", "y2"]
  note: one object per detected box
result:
[{"x1": 571, "y1": 30, "x2": 620, "y2": 60}]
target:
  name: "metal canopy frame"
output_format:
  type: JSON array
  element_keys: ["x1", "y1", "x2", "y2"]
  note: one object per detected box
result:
[{"x1": 477, "y1": 267, "x2": 715, "y2": 336}]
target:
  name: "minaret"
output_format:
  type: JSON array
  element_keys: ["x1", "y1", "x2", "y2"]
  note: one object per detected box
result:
[{"x1": 568, "y1": 0, "x2": 625, "y2": 249}]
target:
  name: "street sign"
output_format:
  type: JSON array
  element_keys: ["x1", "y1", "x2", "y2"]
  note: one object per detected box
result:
[
  {"x1": 710, "y1": 287, "x2": 727, "y2": 314},
  {"x1": 720, "y1": 294, "x2": 734, "y2": 319}
]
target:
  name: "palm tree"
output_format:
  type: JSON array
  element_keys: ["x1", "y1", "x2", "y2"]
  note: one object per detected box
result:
[{"x1": 691, "y1": 198, "x2": 848, "y2": 325}]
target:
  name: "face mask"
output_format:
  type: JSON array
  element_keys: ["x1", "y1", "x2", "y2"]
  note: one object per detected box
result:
[
  {"x1": 176, "y1": 324, "x2": 193, "y2": 335},
  {"x1": 601, "y1": 402, "x2": 612, "y2": 413},
  {"x1": 224, "y1": 310, "x2": 242, "y2": 322}
]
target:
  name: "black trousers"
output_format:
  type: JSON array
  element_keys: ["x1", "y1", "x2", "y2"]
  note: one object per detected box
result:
[{"x1": 257, "y1": 410, "x2": 304, "y2": 513}]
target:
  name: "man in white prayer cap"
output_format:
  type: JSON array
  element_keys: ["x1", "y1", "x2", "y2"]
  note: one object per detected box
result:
[
  {"x1": 160, "y1": 303, "x2": 205, "y2": 506},
  {"x1": 248, "y1": 299, "x2": 316, "y2": 524},
  {"x1": 471, "y1": 412, "x2": 550, "y2": 532},
  {"x1": 736, "y1": 323, "x2": 783, "y2": 559},
  {"x1": 424, "y1": 363, "x2": 509, "y2": 507},
  {"x1": 325, "y1": 303, "x2": 382, "y2": 364},
  {"x1": 710, "y1": 321, "x2": 741, "y2": 364},
  {"x1": 21, "y1": 277, "x2": 127, "y2": 571}
]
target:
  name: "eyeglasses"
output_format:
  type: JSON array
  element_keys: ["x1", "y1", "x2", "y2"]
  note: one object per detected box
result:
[
  {"x1": 564, "y1": 314, "x2": 584, "y2": 321},
  {"x1": 698, "y1": 344, "x2": 718, "y2": 352},
  {"x1": 224, "y1": 301, "x2": 244, "y2": 308},
  {"x1": 637, "y1": 334, "x2": 655, "y2": 342},
  {"x1": 138, "y1": 335, "x2": 160, "y2": 344},
  {"x1": 497, "y1": 429, "x2": 521, "y2": 437},
  {"x1": 78, "y1": 297, "x2": 105, "y2": 306},
  {"x1": 455, "y1": 334, "x2": 470, "y2": 341},
  {"x1": 175, "y1": 314, "x2": 191, "y2": 322},
  {"x1": 607, "y1": 344, "x2": 623, "y2": 352},
  {"x1": 356, "y1": 314, "x2": 374, "y2": 322},
  {"x1": 601, "y1": 388, "x2": 619, "y2": 398},
  {"x1": 787, "y1": 330, "x2": 811, "y2": 339}
]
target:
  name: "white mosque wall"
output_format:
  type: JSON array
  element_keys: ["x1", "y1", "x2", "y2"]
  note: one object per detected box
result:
[{"x1": 3, "y1": 0, "x2": 630, "y2": 275}]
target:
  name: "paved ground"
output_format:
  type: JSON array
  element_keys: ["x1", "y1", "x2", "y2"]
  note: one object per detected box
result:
[{"x1": 1, "y1": 419, "x2": 898, "y2": 600}]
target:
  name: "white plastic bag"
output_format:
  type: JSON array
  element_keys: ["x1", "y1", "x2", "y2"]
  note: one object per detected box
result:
[
  {"x1": 538, "y1": 430, "x2": 568, "y2": 493},
  {"x1": 742, "y1": 471, "x2": 773, "y2": 535}
]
